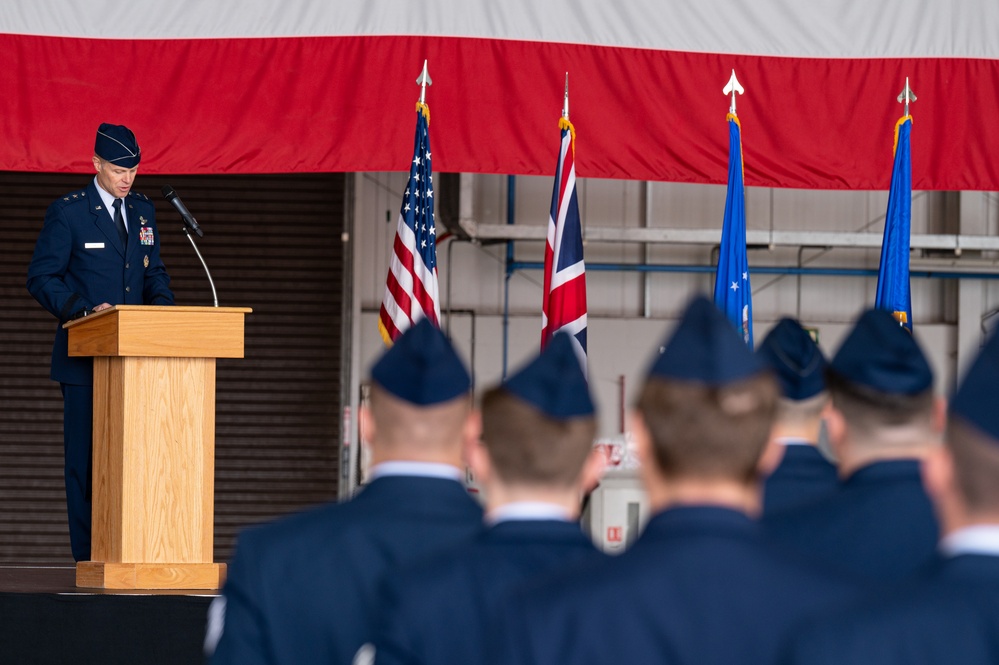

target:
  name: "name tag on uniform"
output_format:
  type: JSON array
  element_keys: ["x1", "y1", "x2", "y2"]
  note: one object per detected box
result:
[
  {"x1": 84, "y1": 242, "x2": 105, "y2": 249},
  {"x1": 140, "y1": 227, "x2": 155, "y2": 246}
]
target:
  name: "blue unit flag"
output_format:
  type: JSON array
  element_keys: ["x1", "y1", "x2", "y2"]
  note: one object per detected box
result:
[
  {"x1": 714, "y1": 114, "x2": 753, "y2": 347},
  {"x1": 875, "y1": 115, "x2": 913, "y2": 332}
]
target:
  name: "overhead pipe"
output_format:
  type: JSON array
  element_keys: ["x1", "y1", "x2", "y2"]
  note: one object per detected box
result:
[
  {"x1": 502, "y1": 175, "x2": 516, "y2": 379},
  {"x1": 507, "y1": 261, "x2": 999, "y2": 280}
]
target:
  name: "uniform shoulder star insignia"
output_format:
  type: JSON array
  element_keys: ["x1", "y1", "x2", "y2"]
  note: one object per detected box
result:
[{"x1": 57, "y1": 189, "x2": 87, "y2": 207}]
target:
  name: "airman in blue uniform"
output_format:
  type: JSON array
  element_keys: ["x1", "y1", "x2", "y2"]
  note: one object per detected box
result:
[
  {"x1": 26, "y1": 123, "x2": 174, "y2": 561},
  {"x1": 372, "y1": 332, "x2": 606, "y2": 665},
  {"x1": 757, "y1": 318, "x2": 839, "y2": 516},
  {"x1": 496, "y1": 297, "x2": 859, "y2": 665},
  {"x1": 786, "y1": 326, "x2": 999, "y2": 665},
  {"x1": 207, "y1": 319, "x2": 484, "y2": 665},
  {"x1": 765, "y1": 309, "x2": 942, "y2": 583}
]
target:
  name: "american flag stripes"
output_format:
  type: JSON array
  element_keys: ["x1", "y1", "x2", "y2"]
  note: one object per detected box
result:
[
  {"x1": 379, "y1": 103, "x2": 440, "y2": 345},
  {"x1": 541, "y1": 117, "x2": 587, "y2": 359}
]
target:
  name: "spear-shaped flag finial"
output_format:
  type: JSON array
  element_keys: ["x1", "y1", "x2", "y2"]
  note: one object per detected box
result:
[
  {"x1": 723, "y1": 69, "x2": 745, "y2": 116},
  {"x1": 563, "y1": 72, "x2": 570, "y2": 120},
  {"x1": 416, "y1": 60, "x2": 432, "y2": 104},
  {"x1": 897, "y1": 77, "x2": 916, "y2": 116}
]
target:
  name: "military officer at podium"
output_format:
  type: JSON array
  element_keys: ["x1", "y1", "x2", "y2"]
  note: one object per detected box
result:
[
  {"x1": 207, "y1": 319, "x2": 484, "y2": 665},
  {"x1": 26, "y1": 123, "x2": 174, "y2": 562}
]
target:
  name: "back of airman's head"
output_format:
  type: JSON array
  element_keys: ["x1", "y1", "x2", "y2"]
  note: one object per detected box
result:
[
  {"x1": 826, "y1": 308, "x2": 935, "y2": 437},
  {"x1": 637, "y1": 296, "x2": 778, "y2": 483},
  {"x1": 946, "y1": 329, "x2": 999, "y2": 514},
  {"x1": 368, "y1": 318, "x2": 472, "y2": 452},
  {"x1": 757, "y1": 317, "x2": 829, "y2": 424},
  {"x1": 481, "y1": 333, "x2": 597, "y2": 488}
]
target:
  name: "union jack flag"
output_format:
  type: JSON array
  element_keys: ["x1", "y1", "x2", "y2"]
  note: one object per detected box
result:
[
  {"x1": 379, "y1": 103, "x2": 440, "y2": 344},
  {"x1": 541, "y1": 117, "x2": 587, "y2": 361}
]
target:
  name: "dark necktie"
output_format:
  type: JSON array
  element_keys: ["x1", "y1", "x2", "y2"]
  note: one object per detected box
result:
[{"x1": 113, "y1": 198, "x2": 127, "y2": 247}]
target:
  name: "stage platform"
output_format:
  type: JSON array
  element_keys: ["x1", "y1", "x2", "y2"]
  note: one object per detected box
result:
[{"x1": 0, "y1": 565, "x2": 216, "y2": 664}]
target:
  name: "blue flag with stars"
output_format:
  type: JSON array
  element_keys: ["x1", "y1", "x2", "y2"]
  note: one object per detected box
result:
[
  {"x1": 875, "y1": 115, "x2": 913, "y2": 332},
  {"x1": 714, "y1": 114, "x2": 753, "y2": 346}
]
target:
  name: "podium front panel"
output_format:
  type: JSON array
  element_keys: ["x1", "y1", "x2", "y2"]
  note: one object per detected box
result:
[{"x1": 92, "y1": 356, "x2": 216, "y2": 564}]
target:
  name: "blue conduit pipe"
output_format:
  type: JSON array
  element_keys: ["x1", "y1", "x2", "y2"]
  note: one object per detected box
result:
[
  {"x1": 509, "y1": 261, "x2": 999, "y2": 280},
  {"x1": 502, "y1": 175, "x2": 516, "y2": 379}
]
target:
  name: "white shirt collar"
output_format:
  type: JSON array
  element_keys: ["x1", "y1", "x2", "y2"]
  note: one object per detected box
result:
[
  {"x1": 775, "y1": 437, "x2": 814, "y2": 447},
  {"x1": 367, "y1": 461, "x2": 463, "y2": 482},
  {"x1": 94, "y1": 176, "x2": 117, "y2": 210},
  {"x1": 93, "y1": 176, "x2": 125, "y2": 225},
  {"x1": 486, "y1": 501, "x2": 573, "y2": 526},
  {"x1": 940, "y1": 524, "x2": 999, "y2": 557}
]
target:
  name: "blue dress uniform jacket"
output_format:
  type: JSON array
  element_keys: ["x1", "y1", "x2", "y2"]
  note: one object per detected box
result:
[
  {"x1": 496, "y1": 506, "x2": 859, "y2": 665},
  {"x1": 26, "y1": 180, "x2": 174, "y2": 385},
  {"x1": 784, "y1": 554, "x2": 999, "y2": 665},
  {"x1": 763, "y1": 444, "x2": 840, "y2": 517},
  {"x1": 373, "y1": 519, "x2": 603, "y2": 665},
  {"x1": 210, "y1": 475, "x2": 484, "y2": 665},
  {"x1": 764, "y1": 459, "x2": 939, "y2": 583}
]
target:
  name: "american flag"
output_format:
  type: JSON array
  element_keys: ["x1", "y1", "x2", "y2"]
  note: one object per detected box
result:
[
  {"x1": 379, "y1": 103, "x2": 440, "y2": 344},
  {"x1": 541, "y1": 117, "x2": 587, "y2": 359}
]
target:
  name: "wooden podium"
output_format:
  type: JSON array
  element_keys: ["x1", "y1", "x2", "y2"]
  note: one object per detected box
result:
[{"x1": 64, "y1": 305, "x2": 251, "y2": 589}]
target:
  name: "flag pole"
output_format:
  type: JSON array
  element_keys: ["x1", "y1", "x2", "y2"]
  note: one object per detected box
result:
[
  {"x1": 416, "y1": 60, "x2": 432, "y2": 105},
  {"x1": 541, "y1": 72, "x2": 587, "y2": 363},
  {"x1": 897, "y1": 76, "x2": 916, "y2": 117},
  {"x1": 874, "y1": 79, "x2": 916, "y2": 331},
  {"x1": 715, "y1": 69, "x2": 752, "y2": 346},
  {"x1": 723, "y1": 69, "x2": 744, "y2": 116},
  {"x1": 377, "y1": 60, "x2": 439, "y2": 345},
  {"x1": 563, "y1": 72, "x2": 570, "y2": 120}
]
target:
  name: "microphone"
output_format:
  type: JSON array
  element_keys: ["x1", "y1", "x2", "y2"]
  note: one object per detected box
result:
[
  {"x1": 161, "y1": 185, "x2": 204, "y2": 237},
  {"x1": 162, "y1": 184, "x2": 218, "y2": 306}
]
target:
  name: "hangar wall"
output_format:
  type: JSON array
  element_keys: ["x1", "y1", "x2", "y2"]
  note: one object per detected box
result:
[{"x1": 348, "y1": 172, "x2": 999, "y2": 476}]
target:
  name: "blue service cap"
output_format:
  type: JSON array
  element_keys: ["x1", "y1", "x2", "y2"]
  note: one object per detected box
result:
[
  {"x1": 370, "y1": 318, "x2": 471, "y2": 405},
  {"x1": 95, "y1": 123, "x2": 141, "y2": 167},
  {"x1": 757, "y1": 318, "x2": 827, "y2": 400},
  {"x1": 503, "y1": 333, "x2": 594, "y2": 419},
  {"x1": 647, "y1": 295, "x2": 768, "y2": 384},
  {"x1": 829, "y1": 308, "x2": 933, "y2": 395},
  {"x1": 949, "y1": 329, "x2": 999, "y2": 441}
]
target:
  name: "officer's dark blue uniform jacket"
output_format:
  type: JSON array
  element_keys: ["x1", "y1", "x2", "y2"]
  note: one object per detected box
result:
[
  {"x1": 765, "y1": 459, "x2": 939, "y2": 583},
  {"x1": 763, "y1": 444, "x2": 840, "y2": 517},
  {"x1": 210, "y1": 475, "x2": 484, "y2": 665},
  {"x1": 497, "y1": 506, "x2": 859, "y2": 665},
  {"x1": 785, "y1": 553, "x2": 999, "y2": 665},
  {"x1": 373, "y1": 518, "x2": 603, "y2": 665},
  {"x1": 26, "y1": 180, "x2": 174, "y2": 385}
]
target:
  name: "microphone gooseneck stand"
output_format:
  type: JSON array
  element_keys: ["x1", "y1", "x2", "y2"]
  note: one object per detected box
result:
[{"x1": 182, "y1": 225, "x2": 219, "y2": 307}]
